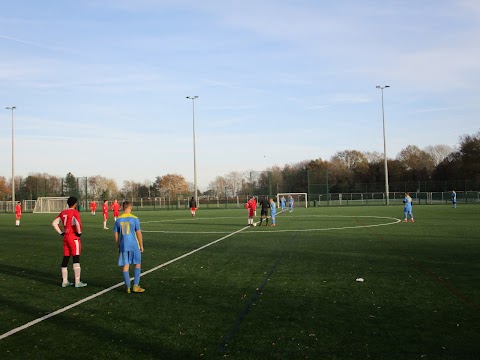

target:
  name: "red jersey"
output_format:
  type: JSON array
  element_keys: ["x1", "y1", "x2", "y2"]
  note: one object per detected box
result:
[
  {"x1": 111, "y1": 202, "x2": 121, "y2": 216},
  {"x1": 103, "y1": 203, "x2": 109, "y2": 220},
  {"x1": 251, "y1": 199, "x2": 257, "y2": 210},
  {"x1": 92, "y1": 202, "x2": 97, "y2": 211},
  {"x1": 15, "y1": 204, "x2": 22, "y2": 218},
  {"x1": 247, "y1": 199, "x2": 255, "y2": 217},
  {"x1": 53, "y1": 208, "x2": 82, "y2": 256}
]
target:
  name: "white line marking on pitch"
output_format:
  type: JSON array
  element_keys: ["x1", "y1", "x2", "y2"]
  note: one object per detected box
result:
[
  {"x1": 0, "y1": 225, "x2": 250, "y2": 341},
  {"x1": 142, "y1": 215, "x2": 401, "y2": 234}
]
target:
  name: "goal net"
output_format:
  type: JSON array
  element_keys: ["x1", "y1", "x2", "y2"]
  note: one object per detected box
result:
[
  {"x1": 33, "y1": 197, "x2": 69, "y2": 213},
  {"x1": 276, "y1": 193, "x2": 308, "y2": 209}
]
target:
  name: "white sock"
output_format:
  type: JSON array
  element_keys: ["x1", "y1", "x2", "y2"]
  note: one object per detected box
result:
[
  {"x1": 104, "y1": 221, "x2": 107, "y2": 228},
  {"x1": 15, "y1": 220, "x2": 19, "y2": 226},
  {"x1": 73, "y1": 263, "x2": 81, "y2": 284},
  {"x1": 61, "y1": 267, "x2": 68, "y2": 283}
]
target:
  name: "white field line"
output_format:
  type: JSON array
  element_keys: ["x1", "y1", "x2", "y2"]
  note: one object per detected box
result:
[
  {"x1": 142, "y1": 215, "x2": 401, "y2": 234},
  {"x1": 0, "y1": 225, "x2": 250, "y2": 341}
]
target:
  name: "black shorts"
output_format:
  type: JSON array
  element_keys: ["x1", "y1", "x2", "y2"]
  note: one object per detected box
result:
[{"x1": 261, "y1": 209, "x2": 268, "y2": 216}]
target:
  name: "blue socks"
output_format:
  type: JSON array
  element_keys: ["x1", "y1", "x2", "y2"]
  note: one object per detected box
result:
[
  {"x1": 134, "y1": 267, "x2": 141, "y2": 286},
  {"x1": 123, "y1": 271, "x2": 131, "y2": 288}
]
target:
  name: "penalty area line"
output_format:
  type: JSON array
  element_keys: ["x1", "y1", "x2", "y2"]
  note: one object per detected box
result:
[{"x1": 0, "y1": 225, "x2": 251, "y2": 341}]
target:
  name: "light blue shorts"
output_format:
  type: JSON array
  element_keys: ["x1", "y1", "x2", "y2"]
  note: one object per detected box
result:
[{"x1": 118, "y1": 249, "x2": 142, "y2": 266}]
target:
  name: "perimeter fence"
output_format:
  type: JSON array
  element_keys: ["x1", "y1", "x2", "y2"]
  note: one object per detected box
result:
[{"x1": 1, "y1": 172, "x2": 479, "y2": 213}]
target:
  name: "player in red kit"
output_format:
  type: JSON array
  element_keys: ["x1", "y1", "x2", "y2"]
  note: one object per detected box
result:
[
  {"x1": 111, "y1": 199, "x2": 121, "y2": 221},
  {"x1": 90, "y1": 201, "x2": 97, "y2": 215},
  {"x1": 52, "y1": 196, "x2": 87, "y2": 288},
  {"x1": 102, "y1": 200, "x2": 109, "y2": 229},
  {"x1": 246, "y1": 197, "x2": 255, "y2": 226},
  {"x1": 15, "y1": 201, "x2": 22, "y2": 226},
  {"x1": 251, "y1": 197, "x2": 257, "y2": 217}
]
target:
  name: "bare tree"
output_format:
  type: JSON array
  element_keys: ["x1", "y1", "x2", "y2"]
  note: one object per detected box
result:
[
  {"x1": 424, "y1": 145, "x2": 454, "y2": 166},
  {"x1": 89, "y1": 175, "x2": 119, "y2": 200},
  {"x1": 224, "y1": 171, "x2": 248, "y2": 195},
  {"x1": 207, "y1": 176, "x2": 227, "y2": 197},
  {"x1": 363, "y1": 151, "x2": 384, "y2": 164}
]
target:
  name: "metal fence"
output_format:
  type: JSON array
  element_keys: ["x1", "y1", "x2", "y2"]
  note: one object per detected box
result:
[
  {"x1": 3, "y1": 191, "x2": 478, "y2": 213},
  {"x1": 314, "y1": 191, "x2": 480, "y2": 207}
]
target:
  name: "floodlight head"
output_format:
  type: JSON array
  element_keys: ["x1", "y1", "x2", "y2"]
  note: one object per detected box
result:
[
  {"x1": 6, "y1": 106, "x2": 16, "y2": 110},
  {"x1": 376, "y1": 86, "x2": 381, "y2": 89},
  {"x1": 385, "y1": 85, "x2": 390, "y2": 88}
]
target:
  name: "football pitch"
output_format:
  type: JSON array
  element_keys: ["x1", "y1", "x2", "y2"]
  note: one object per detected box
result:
[{"x1": 0, "y1": 205, "x2": 479, "y2": 360}]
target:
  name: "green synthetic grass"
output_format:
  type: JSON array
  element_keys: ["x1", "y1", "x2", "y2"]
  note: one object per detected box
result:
[{"x1": 0, "y1": 205, "x2": 479, "y2": 360}]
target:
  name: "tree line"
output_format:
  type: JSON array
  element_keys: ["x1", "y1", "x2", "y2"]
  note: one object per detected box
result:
[{"x1": 1, "y1": 130, "x2": 478, "y2": 200}]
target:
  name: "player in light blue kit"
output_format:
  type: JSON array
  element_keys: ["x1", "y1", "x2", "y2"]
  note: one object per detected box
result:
[
  {"x1": 451, "y1": 190, "x2": 457, "y2": 208},
  {"x1": 280, "y1": 196, "x2": 286, "y2": 211},
  {"x1": 114, "y1": 201, "x2": 145, "y2": 293},
  {"x1": 269, "y1": 198, "x2": 277, "y2": 226},
  {"x1": 403, "y1": 192, "x2": 414, "y2": 223},
  {"x1": 288, "y1": 195, "x2": 294, "y2": 212}
]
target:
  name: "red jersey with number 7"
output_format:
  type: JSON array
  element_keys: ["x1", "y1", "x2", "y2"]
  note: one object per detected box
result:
[
  {"x1": 53, "y1": 208, "x2": 82, "y2": 256},
  {"x1": 54, "y1": 208, "x2": 82, "y2": 240}
]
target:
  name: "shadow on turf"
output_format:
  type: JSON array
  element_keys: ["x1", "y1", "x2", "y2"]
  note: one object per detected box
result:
[
  {"x1": 0, "y1": 263, "x2": 58, "y2": 286},
  {"x1": 0, "y1": 296, "x2": 198, "y2": 360}
]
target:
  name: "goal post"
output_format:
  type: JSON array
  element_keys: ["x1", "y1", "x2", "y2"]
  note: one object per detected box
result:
[
  {"x1": 276, "y1": 193, "x2": 308, "y2": 209},
  {"x1": 33, "y1": 197, "x2": 69, "y2": 213}
]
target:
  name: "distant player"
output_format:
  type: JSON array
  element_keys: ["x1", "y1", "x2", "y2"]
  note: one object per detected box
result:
[
  {"x1": 114, "y1": 201, "x2": 145, "y2": 293},
  {"x1": 280, "y1": 196, "x2": 286, "y2": 211},
  {"x1": 288, "y1": 195, "x2": 294, "y2": 212},
  {"x1": 269, "y1": 198, "x2": 277, "y2": 226},
  {"x1": 251, "y1": 196, "x2": 257, "y2": 217},
  {"x1": 15, "y1": 201, "x2": 22, "y2": 226},
  {"x1": 452, "y1": 190, "x2": 457, "y2": 208},
  {"x1": 90, "y1": 201, "x2": 97, "y2": 215},
  {"x1": 258, "y1": 196, "x2": 270, "y2": 226},
  {"x1": 102, "y1": 200, "x2": 109, "y2": 229},
  {"x1": 403, "y1": 192, "x2": 414, "y2": 223},
  {"x1": 111, "y1": 199, "x2": 121, "y2": 221},
  {"x1": 246, "y1": 197, "x2": 255, "y2": 226},
  {"x1": 52, "y1": 196, "x2": 87, "y2": 288},
  {"x1": 189, "y1": 197, "x2": 197, "y2": 217}
]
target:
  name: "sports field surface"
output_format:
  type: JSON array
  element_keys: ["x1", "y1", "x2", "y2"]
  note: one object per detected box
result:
[{"x1": 1, "y1": 205, "x2": 479, "y2": 359}]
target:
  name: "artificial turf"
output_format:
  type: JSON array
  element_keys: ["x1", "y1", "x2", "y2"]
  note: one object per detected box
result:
[{"x1": 0, "y1": 204, "x2": 479, "y2": 359}]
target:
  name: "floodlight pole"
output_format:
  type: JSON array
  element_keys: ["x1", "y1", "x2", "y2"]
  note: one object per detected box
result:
[
  {"x1": 376, "y1": 86, "x2": 390, "y2": 205},
  {"x1": 6, "y1": 106, "x2": 16, "y2": 211},
  {"x1": 186, "y1": 96, "x2": 199, "y2": 204}
]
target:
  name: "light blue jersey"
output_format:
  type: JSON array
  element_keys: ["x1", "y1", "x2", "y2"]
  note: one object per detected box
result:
[
  {"x1": 115, "y1": 213, "x2": 141, "y2": 252},
  {"x1": 404, "y1": 195, "x2": 412, "y2": 209},
  {"x1": 288, "y1": 197, "x2": 294, "y2": 211},
  {"x1": 270, "y1": 201, "x2": 276, "y2": 225},
  {"x1": 403, "y1": 195, "x2": 413, "y2": 221},
  {"x1": 452, "y1": 191, "x2": 457, "y2": 208},
  {"x1": 280, "y1": 197, "x2": 286, "y2": 210}
]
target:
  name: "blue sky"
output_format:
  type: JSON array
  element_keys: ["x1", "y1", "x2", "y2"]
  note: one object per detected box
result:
[{"x1": 1, "y1": 0, "x2": 479, "y2": 190}]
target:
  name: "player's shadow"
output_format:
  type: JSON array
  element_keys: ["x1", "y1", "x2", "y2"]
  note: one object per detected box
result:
[{"x1": 0, "y1": 263, "x2": 58, "y2": 286}]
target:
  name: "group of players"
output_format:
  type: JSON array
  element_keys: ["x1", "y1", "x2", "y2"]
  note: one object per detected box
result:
[
  {"x1": 12, "y1": 190, "x2": 458, "y2": 294},
  {"x1": 244, "y1": 195, "x2": 294, "y2": 227},
  {"x1": 88, "y1": 199, "x2": 122, "y2": 230},
  {"x1": 52, "y1": 197, "x2": 145, "y2": 293}
]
